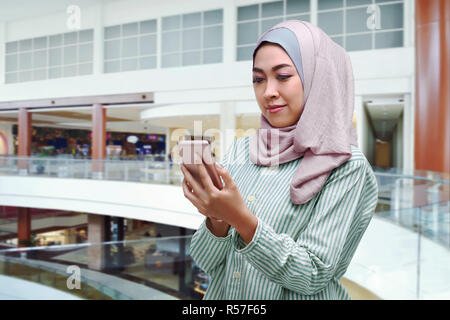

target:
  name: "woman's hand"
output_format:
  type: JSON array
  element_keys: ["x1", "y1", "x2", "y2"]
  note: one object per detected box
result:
[{"x1": 180, "y1": 153, "x2": 251, "y2": 229}]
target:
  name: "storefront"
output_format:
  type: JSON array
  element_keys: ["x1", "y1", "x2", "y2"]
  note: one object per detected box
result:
[{"x1": 11, "y1": 125, "x2": 166, "y2": 158}]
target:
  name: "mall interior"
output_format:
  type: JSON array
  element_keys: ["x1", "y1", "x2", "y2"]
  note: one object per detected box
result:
[{"x1": 0, "y1": 0, "x2": 449, "y2": 300}]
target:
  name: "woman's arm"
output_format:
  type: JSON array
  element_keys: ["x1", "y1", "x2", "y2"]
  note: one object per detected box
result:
[
  {"x1": 206, "y1": 217, "x2": 230, "y2": 237},
  {"x1": 189, "y1": 217, "x2": 232, "y2": 275},
  {"x1": 231, "y1": 159, "x2": 378, "y2": 295}
]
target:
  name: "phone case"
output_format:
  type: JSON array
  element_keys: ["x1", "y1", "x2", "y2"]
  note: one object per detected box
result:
[{"x1": 178, "y1": 140, "x2": 223, "y2": 190}]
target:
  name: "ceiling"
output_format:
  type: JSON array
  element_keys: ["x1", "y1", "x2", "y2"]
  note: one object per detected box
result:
[
  {"x1": 364, "y1": 97, "x2": 404, "y2": 141},
  {"x1": 0, "y1": 105, "x2": 168, "y2": 134},
  {"x1": 0, "y1": 96, "x2": 404, "y2": 140},
  {"x1": 0, "y1": 105, "x2": 261, "y2": 133}
]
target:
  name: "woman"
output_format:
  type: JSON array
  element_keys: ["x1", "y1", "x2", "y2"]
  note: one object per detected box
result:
[{"x1": 181, "y1": 20, "x2": 378, "y2": 300}]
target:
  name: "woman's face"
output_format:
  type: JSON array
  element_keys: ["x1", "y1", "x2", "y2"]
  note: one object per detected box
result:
[{"x1": 253, "y1": 43, "x2": 304, "y2": 127}]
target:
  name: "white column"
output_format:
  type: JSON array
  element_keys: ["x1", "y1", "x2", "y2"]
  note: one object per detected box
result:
[
  {"x1": 310, "y1": 0, "x2": 318, "y2": 26},
  {"x1": 355, "y1": 95, "x2": 366, "y2": 156},
  {"x1": 404, "y1": 0, "x2": 415, "y2": 48},
  {"x1": 395, "y1": 115, "x2": 404, "y2": 169},
  {"x1": 0, "y1": 22, "x2": 6, "y2": 85},
  {"x1": 403, "y1": 93, "x2": 414, "y2": 174},
  {"x1": 92, "y1": 4, "x2": 104, "y2": 75},
  {"x1": 220, "y1": 102, "x2": 236, "y2": 161},
  {"x1": 157, "y1": 16, "x2": 162, "y2": 68},
  {"x1": 223, "y1": 0, "x2": 237, "y2": 64}
]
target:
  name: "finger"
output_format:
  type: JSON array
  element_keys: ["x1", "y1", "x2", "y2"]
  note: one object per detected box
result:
[
  {"x1": 183, "y1": 178, "x2": 193, "y2": 193},
  {"x1": 182, "y1": 178, "x2": 199, "y2": 203},
  {"x1": 215, "y1": 162, "x2": 234, "y2": 187},
  {"x1": 180, "y1": 163, "x2": 204, "y2": 196},
  {"x1": 195, "y1": 153, "x2": 216, "y2": 192},
  {"x1": 183, "y1": 180, "x2": 208, "y2": 215}
]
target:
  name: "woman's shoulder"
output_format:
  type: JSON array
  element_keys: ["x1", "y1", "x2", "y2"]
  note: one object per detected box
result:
[
  {"x1": 238, "y1": 137, "x2": 366, "y2": 163},
  {"x1": 230, "y1": 135, "x2": 251, "y2": 157},
  {"x1": 327, "y1": 145, "x2": 373, "y2": 184},
  {"x1": 348, "y1": 145, "x2": 367, "y2": 164}
]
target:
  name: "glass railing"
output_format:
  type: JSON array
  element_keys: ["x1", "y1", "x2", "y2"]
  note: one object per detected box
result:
[
  {"x1": 0, "y1": 201, "x2": 448, "y2": 300},
  {"x1": 0, "y1": 156, "x2": 449, "y2": 299},
  {"x1": 0, "y1": 155, "x2": 183, "y2": 185},
  {"x1": 1, "y1": 155, "x2": 450, "y2": 190},
  {"x1": 0, "y1": 236, "x2": 203, "y2": 300}
]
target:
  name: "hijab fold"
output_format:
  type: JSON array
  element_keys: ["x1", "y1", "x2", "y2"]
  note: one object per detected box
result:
[{"x1": 249, "y1": 20, "x2": 358, "y2": 205}]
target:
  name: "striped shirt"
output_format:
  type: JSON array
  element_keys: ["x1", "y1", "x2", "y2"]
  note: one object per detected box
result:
[{"x1": 190, "y1": 135, "x2": 378, "y2": 300}]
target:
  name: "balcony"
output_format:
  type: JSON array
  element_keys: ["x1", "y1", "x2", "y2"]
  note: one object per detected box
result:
[{"x1": 0, "y1": 155, "x2": 449, "y2": 299}]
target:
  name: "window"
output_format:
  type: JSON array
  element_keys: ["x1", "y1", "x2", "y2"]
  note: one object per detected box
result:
[
  {"x1": 104, "y1": 19, "x2": 157, "y2": 73},
  {"x1": 317, "y1": 0, "x2": 404, "y2": 51},
  {"x1": 5, "y1": 29, "x2": 94, "y2": 83},
  {"x1": 237, "y1": 0, "x2": 311, "y2": 61},
  {"x1": 161, "y1": 9, "x2": 223, "y2": 68},
  {"x1": 236, "y1": 0, "x2": 404, "y2": 60}
]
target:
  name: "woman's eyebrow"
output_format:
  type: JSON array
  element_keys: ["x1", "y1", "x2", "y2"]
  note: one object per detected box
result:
[{"x1": 252, "y1": 64, "x2": 293, "y2": 73}]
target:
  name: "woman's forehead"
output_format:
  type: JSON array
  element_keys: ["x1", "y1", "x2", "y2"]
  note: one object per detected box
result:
[{"x1": 253, "y1": 45, "x2": 295, "y2": 70}]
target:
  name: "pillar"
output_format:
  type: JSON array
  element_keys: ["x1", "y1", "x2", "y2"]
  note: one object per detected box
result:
[
  {"x1": 403, "y1": 94, "x2": 414, "y2": 174},
  {"x1": 88, "y1": 103, "x2": 107, "y2": 270},
  {"x1": 354, "y1": 96, "x2": 366, "y2": 157},
  {"x1": 17, "y1": 108, "x2": 32, "y2": 247},
  {"x1": 220, "y1": 102, "x2": 236, "y2": 162},
  {"x1": 18, "y1": 108, "x2": 31, "y2": 173},
  {"x1": 87, "y1": 214, "x2": 107, "y2": 270},
  {"x1": 91, "y1": 103, "x2": 106, "y2": 177},
  {"x1": 415, "y1": 0, "x2": 450, "y2": 174},
  {"x1": 223, "y1": 0, "x2": 237, "y2": 64},
  {"x1": 92, "y1": 4, "x2": 104, "y2": 75},
  {"x1": 17, "y1": 207, "x2": 31, "y2": 247}
]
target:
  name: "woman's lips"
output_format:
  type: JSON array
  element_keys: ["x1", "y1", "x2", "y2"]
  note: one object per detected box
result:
[{"x1": 267, "y1": 105, "x2": 286, "y2": 113}]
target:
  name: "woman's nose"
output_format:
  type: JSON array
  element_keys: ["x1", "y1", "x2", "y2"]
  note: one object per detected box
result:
[{"x1": 263, "y1": 81, "x2": 279, "y2": 99}]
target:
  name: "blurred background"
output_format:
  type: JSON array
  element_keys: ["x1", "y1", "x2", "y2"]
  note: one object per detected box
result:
[{"x1": 0, "y1": 0, "x2": 448, "y2": 300}]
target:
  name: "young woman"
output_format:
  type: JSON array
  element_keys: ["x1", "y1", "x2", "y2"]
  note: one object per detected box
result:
[{"x1": 181, "y1": 20, "x2": 378, "y2": 300}]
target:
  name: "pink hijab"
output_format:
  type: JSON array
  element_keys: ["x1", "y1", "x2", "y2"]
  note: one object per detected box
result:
[{"x1": 249, "y1": 20, "x2": 358, "y2": 205}]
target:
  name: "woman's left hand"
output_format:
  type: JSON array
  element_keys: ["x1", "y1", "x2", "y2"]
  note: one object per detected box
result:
[{"x1": 180, "y1": 153, "x2": 250, "y2": 227}]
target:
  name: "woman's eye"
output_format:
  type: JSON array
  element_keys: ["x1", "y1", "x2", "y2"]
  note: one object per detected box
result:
[
  {"x1": 253, "y1": 75, "x2": 291, "y2": 83},
  {"x1": 277, "y1": 75, "x2": 292, "y2": 80}
]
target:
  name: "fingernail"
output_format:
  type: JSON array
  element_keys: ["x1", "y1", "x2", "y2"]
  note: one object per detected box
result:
[{"x1": 215, "y1": 162, "x2": 222, "y2": 169}]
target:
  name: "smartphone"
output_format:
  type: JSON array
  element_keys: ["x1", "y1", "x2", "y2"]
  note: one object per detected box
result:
[{"x1": 178, "y1": 139, "x2": 223, "y2": 190}]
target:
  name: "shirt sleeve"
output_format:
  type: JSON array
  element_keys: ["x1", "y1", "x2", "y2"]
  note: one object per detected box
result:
[
  {"x1": 230, "y1": 158, "x2": 376, "y2": 296},
  {"x1": 189, "y1": 139, "x2": 237, "y2": 275}
]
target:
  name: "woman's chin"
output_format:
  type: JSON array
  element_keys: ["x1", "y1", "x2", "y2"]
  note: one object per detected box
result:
[{"x1": 266, "y1": 117, "x2": 291, "y2": 128}]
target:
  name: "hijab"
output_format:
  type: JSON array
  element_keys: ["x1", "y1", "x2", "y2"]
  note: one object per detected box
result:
[{"x1": 249, "y1": 20, "x2": 358, "y2": 205}]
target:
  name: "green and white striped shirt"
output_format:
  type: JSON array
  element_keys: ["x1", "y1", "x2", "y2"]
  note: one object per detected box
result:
[{"x1": 190, "y1": 135, "x2": 378, "y2": 300}]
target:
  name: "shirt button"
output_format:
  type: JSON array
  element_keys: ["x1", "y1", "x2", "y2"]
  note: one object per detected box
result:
[
  {"x1": 247, "y1": 195, "x2": 256, "y2": 202},
  {"x1": 233, "y1": 271, "x2": 240, "y2": 279}
]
